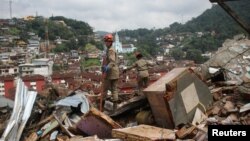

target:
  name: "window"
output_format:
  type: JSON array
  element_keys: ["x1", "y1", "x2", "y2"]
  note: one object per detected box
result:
[
  {"x1": 30, "y1": 82, "x2": 36, "y2": 85},
  {"x1": 32, "y1": 86, "x2": 37, "y2": 90}
]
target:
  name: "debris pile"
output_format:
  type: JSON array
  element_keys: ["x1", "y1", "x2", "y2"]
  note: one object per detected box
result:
[{"x1": 0, "y1": 37, "x2": 250, "y2": 141}]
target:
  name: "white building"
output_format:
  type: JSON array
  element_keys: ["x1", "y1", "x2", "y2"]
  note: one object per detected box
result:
[
  {"x1": 156, "y1": 56, "x2": 164, "y2": 61},
  {"x1": 0, "y1": 53, "x2": 10, "y2": 64},
  {"x1": 113, "y1": 32, "x2": 123, "y2": 53},
  {"x1": 18, "y1": 63, "x2": 34, "y2": 76},
  {"x1": 113, "y1": 32, "x2": 136, "y2": 53},
  {"x1": 0, "y1": 82, "x2": 4, "y2": 96},
  {"x1": 27, "y1": 39, "x2": 40, "y2": 55},
  {"x1": 19, "y1": 58, "x2": 53, "y2": 77},
  {"x1": 32, "y1": 58, "x2": 53, "y2": 76},
  {"x1": 0, "y1": 65, "x2": 19, "y2": 76},
  {"x1": 122, "y1": 44, "x2": 137, "y2": 53}
]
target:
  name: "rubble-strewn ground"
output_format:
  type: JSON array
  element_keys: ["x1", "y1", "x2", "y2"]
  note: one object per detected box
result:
[{"x1": 1, "y1": 36, "x2": 250, "y2": 141}]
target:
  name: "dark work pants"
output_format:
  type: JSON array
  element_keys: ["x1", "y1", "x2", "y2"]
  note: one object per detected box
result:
[
  {"x1": 103, "y1": 79, "x2": 118, "y2": 101},
  {"x1": 138, "y1": 77, "x2": 149, "y2": 94}
]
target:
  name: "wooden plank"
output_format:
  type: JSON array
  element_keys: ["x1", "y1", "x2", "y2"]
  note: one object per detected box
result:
[
  {"x1": 112, "y1": 124, "x2": 175, "y2": 141},
  {"x1": 144, "y1": 68, "x2": 187, "y2": 92},
  {"x1": 24, "y1": 132, "x2": 39, "y2": 141},
  {"x1": 88, "y1": 108, "x2": 122, "y2": 128}
]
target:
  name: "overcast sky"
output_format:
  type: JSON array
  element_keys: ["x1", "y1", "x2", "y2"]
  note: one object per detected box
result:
[{"x1": 0, "y1": 0, "x2": 212, "y2": 32}]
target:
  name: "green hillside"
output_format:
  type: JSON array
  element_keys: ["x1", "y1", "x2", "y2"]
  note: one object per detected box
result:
[
  {"x1": 169, "y1": 0, "x2": 250, "y2": 41},
  {"x1": 118, "y1": 0, "x2": 250, "y2": 63}
]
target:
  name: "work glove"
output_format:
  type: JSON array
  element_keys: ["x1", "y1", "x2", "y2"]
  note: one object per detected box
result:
[{"x1": 102, "y1": 65, "x2": 109, "y2": 73}]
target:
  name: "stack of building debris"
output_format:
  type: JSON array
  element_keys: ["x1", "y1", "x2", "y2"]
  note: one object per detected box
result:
[
  {"x1": 0, "y1": 36, "x2": 250, "y2": 141},
  {"x1": 198, "y1": 35, "x2": 250, "y2": 83}
]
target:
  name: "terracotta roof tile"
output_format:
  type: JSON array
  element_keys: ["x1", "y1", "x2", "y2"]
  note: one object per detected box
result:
[
  {"x1": 0, "y1": 75, "x2": 15, "y2": 81},
  {"x1": 21, "y1": 74, "x2": 45, "y2": 81}
]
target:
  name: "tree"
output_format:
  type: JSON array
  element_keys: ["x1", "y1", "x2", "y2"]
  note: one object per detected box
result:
[
  {"x1": 66, "y1": 38, "x2": 78, "y2": 50},
  {"x1": 78, "y1": 35, "x2": 88, "y2": 47},
  {"x1": 52, "y1": 43, "x2": 69, "y2": 52},
  {"x1": 123, "y1": 53, "x2": 137, "y2": 66},
  {"x1": 170, "y1": 48, "x2": 184, "y2": 60},
  {"x1": 185, "y1": 49, "x2": 203, "y2": 63},
  {"x1": 84, "y1": 43, "x2": 96, "y2": 52}
]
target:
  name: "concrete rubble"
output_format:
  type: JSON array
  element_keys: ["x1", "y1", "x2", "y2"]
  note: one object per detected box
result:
[{"x1": 0, "y1": 37, "x2": 250, "y2": 141}]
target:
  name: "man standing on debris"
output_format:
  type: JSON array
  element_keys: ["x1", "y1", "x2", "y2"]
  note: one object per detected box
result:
[
  {"x1": 101, "y1": 33, "x2": 119, "y2": 112},
  {"x1": 123, "y1": 52, "x2": 155, "y2": 95}
]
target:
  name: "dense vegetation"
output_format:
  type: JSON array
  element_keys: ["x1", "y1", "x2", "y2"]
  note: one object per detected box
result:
[
  {"x1": 11, "y1": 16, "x2": 98, "y2": 52},
  {"x1": 118, "y1": 1, "x2": 250, "y2": 63}
]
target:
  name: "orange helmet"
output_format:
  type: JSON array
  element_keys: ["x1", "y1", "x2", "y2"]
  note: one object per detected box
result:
[{"x1": 103, "y1": 33, "x2": 113, "y2": 42}]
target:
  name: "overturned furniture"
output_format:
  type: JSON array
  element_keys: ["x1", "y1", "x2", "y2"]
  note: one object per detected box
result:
[{"x1": 143, "y1": 67, "x2": 213, "y2": 128}]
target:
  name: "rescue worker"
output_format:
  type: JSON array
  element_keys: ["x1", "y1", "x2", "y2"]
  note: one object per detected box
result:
[
  {"x1": 102, "y1": 33, "x2": 119, "y2": 112},
  {"x1": 123, "y1": 52, "x2": 154, "y2": 95}
]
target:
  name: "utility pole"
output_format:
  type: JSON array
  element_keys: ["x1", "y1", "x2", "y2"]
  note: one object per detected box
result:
[
  {"x1": 9, "y1": 0, "x2": 12, "y2": 19},
  {"x1": 45, "y1": 18, "x2": 49, "y2": 58}
]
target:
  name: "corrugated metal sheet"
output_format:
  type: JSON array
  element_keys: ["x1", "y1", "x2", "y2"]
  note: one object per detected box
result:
[{"x1": 0, "y1": 78, "x2": 37, "y2": 141}]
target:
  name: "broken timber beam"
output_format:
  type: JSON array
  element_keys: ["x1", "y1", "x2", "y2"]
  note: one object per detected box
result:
[{"x1": 209, "y1": 0, "x2": 250, "y2": 34}]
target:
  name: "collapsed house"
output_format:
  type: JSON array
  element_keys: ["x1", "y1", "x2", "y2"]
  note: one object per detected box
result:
[{"x1": 198, "y1": 35, "x2": 250, "y2": 84}]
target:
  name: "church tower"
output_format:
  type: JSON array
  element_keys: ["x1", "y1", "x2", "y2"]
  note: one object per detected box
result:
[{"x1": 113, "y1": 32, "x2": 123, "y2": 53}]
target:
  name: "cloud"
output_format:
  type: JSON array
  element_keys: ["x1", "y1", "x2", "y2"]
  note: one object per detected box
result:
[{"x1": 0, "y1": 0, "x2": 212, "y2": 32}]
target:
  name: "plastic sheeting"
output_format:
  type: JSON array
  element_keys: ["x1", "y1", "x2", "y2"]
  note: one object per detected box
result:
[{"x1": 56, "y1": 91, "x2": 90, "y2": 114}]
